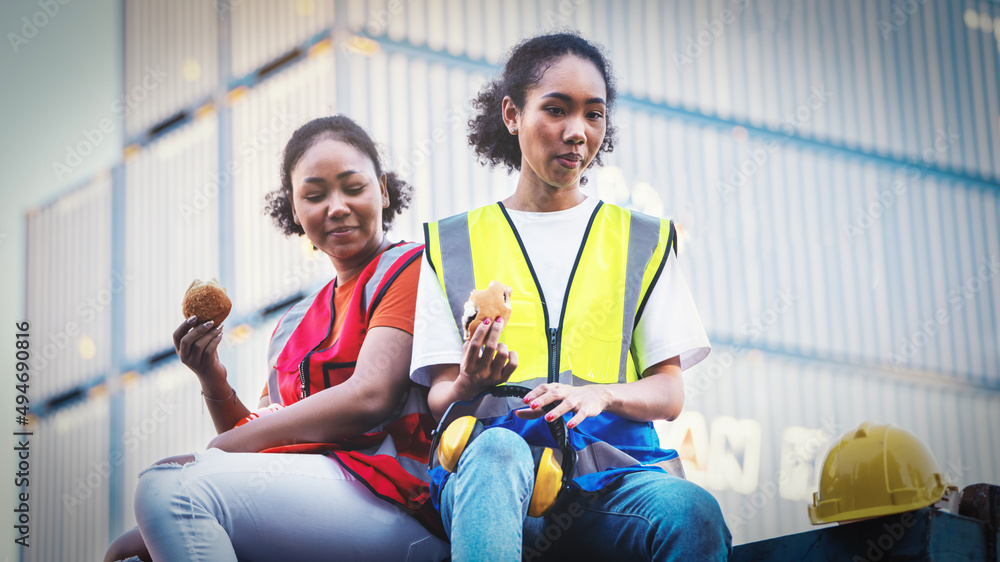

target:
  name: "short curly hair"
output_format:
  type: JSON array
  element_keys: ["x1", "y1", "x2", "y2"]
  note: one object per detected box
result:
[
  {"x1": 264, "y1": 115, "x2": 413, "y2": 236},
  {"x1": 468, "y1": 32, "x2": 618, "y2": 184}
]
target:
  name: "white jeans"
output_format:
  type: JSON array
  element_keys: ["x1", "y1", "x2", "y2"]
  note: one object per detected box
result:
[{"x1": 134, "y1": 448, "x2": 448, "y2": 561}]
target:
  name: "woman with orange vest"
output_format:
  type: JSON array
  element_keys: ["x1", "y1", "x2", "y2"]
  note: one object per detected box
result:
[
  {"x1": 107, "y1": 116, "x2": 448, "y2": 561},
  {"x1": 411, "y1": 33, "x2": 731, "y2": 560}
]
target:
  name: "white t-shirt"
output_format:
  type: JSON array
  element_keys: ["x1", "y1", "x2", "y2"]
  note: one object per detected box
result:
[{"x1": 410, "y1": 197, "x2": 710, "y2": 387}]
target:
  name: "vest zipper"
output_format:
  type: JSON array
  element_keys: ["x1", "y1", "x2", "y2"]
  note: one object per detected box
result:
[
  {"x1": 548, "y1": 327, "x2": 559, "y2": 384},
  {"x1": 299, "y1": 352, "x2": 313, "y2": 398},
  {"x1": 299, "y1": 280, "x2": 339, "y2": 399},
  {"x1": 497, "y1": 201, "x2": 604, "y2": 385}
]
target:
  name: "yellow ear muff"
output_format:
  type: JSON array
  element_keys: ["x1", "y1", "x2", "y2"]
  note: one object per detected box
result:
[
  {"x1": 528, "y1": 447, "x2": 564, "y2": 517},
  {"x1": 436, "y1": 416, "x2": 567, "y2": 517},
  {"x1": 437, "y1": 416, "x2": 481, "y2": 472}
]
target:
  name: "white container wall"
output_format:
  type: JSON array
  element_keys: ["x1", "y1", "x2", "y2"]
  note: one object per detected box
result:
[
  {"x1": 342, "y1": 49, "x2": 512, "y2": 244},
  {"x1": 659, "y1": 344, "x2": 1000, "y2": 545},
  {"x1": 123, "y1": 0, "x2": 219, "y2": 138},
  {"x1": 601, "y1": 108, "x2": 1000, "y2": 385},
  {"x1": 229, "y1": 0, "x2": 336, "y2": 79},
  {"x1": 25, "y1": 398, "x2": 110, "y2": 562},
  {"x1": 26, "y1": 176, "x2": 113, "y2": 401},
  {"x1": 123, "y1": 117, "x2": 221, "y2": 364},
  {"x1": 230, "y1": 48, "x2": 337, "y2": 316},
  {"x1": 349, "y1": 0, "x2": 1000, "y2": 182}
]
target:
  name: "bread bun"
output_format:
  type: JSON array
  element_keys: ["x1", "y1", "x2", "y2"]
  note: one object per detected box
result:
[
  {"x1": 462, "y1": 280, "x2": 512, "y2": 341},
  {"x1": 182, "y1": 278, "x2": 232, "y2": 325}
]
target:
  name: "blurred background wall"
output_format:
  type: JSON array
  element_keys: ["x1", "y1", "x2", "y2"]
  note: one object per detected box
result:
[{"x1": 8, "y1": 0, "x2": 1000, "y2": 559}]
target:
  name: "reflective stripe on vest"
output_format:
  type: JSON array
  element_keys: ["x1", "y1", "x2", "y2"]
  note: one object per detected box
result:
[
  {"x1": 267, "y1": 242, "x2": 423, "y2": 406},
  {"x1": 425, "y1": 202, "x2": 672, "y2": 389}
]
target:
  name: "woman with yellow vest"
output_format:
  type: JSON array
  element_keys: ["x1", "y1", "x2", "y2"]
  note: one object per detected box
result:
[{"x1": 411, "y1": 33, "x2": 732, "y2": 560}]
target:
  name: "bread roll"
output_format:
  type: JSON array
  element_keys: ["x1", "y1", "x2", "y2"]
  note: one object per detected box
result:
[
  {"x1": 462, "y1": 280, "x2": 512, "y2": 341},
  {"x1": 182, "y1": 278, "x2": 232, "y2": 325}
]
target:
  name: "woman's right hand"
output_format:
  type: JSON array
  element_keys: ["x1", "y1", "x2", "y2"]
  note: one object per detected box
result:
[
  {"x1": 173, "y1": 316, "x2": 226, "y2": 385},
  {"x1": 455, "y1": 316, "x2": 518, "y2": 399}
]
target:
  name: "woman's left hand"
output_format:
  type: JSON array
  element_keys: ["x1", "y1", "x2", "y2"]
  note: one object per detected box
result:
[{"x1": 515, "y1": 383, "x2": 613, "y2": 429}]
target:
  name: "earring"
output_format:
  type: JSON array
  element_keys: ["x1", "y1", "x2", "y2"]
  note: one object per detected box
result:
[{"x1": 510, "y1": 127, "x2": 517, "y2": 135}]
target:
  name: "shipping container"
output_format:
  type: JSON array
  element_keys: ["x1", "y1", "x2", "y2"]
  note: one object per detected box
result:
[
  {"x1": 601, "y1": 107, "x2": 1000, "y2": 386},
  {"x1": 25, "y1": 175, "x2": 113, "y2": 401},
  {"x1": 229, "y1": 0, "x2": 336, "y2": 79},
  {"x1": 344, "y1": 0, "x2": 1000, "y2": 182},
  {"x1": 123, "y1": 0, "x2": 219, "y2": 138},
  {"x1": 659, "y1": 343, "x2": 1000, "y2": 545},
  {"x1": 25, "y1": 398, "x2": 110, "y2": 562},
  {"x1": 122, "y1": 116, "x2": 221, "y2": 364},
  {"x1": 230, "y1": 48, "x2": 337, "y2": 316}
]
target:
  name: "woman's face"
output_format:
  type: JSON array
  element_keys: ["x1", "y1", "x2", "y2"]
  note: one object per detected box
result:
[
  {"x1": 507, "y1": 55, "x2": 608, "y2": 190},
  {"x1": 288, "y1": 138, "x2": 389, "y2": 271}
]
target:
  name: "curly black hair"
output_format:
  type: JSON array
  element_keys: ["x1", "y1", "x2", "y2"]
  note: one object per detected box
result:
[
  {"x1": 264, "y1": 115, "x2": 413, "y2": 236},
  {"x1": 468, "y1": 32, "x2": 618, "y2": 184}
]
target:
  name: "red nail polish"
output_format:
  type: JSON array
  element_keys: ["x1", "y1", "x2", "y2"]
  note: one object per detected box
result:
[
  {"x1": 494, "y1": 316, "x2": 503, "y2": 323},
  {"x1": 545, "y1": 414, "x2": 554, "y2": 421},
  {"x1": 567, "y1": 421, "x2": 576, "y2": 429},
  {"x1": 523, "y1": 396, "x2": 531, "y2": 403},
  {"x1": 483, "y1": 318, "x2": 490, "y2": 325}
]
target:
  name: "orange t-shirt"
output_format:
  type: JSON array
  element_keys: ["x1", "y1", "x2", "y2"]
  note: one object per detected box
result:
[{"x1": 259, "y1": 255, "x2": 421, "y2": 399}]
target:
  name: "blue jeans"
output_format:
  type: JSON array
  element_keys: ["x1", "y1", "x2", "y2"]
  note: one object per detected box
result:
[{"x1": 438, "y1": 427, "x2": 732, "y2": 561}]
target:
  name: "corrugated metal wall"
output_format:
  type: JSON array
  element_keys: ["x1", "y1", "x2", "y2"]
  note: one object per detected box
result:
[
  {"x1": 123, "y1": 0, "x2": 219, "y2": 138},
  {"x1": 603, "y1": 108, "x2": 1000, "y2": 386},
  {"x1": 123, "y1": 116, "x2": 221, "y2": 364},
  {"x1": 23, "y1": 0, "x2": 1000, "y2": 557},
  {"x1": 26, "y1": 176, "x2": 113, "y2": 402},
  {"x1": 658, "y1": 344, "x2": 1000, "y2": 545},
  {"x1": 229, "y1": 0, "x2": 337, "y2": 79},
  {"x1": 231, "y1": 49, "x2": 337, "y2": 316},
  {"x1": 25, "y1": 398, "x2": 110, "y2": 562},
  {"x1": 348, "y1": 0, "x2": 1000, "y2": 182}
]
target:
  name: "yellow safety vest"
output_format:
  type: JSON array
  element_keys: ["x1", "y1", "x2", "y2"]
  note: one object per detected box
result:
[{"x1": 424, "y1": 201, "x2": 675, "y2": 387}]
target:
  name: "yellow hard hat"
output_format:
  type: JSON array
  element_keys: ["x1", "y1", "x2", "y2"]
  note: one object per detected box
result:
[{"x1": 809, "y1": 422, "x2": 957, "y2": 524}]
